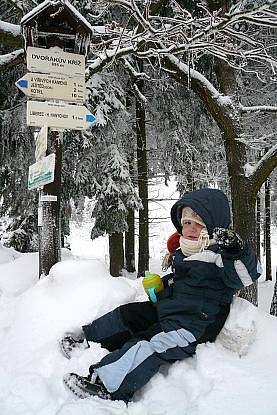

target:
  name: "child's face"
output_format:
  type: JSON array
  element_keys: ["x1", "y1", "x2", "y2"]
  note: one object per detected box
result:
[{"x1": 182, "y1": 220, "x2": 205, "y2": 241}]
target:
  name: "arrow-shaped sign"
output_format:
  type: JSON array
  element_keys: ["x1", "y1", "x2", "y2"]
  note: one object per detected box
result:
[
  {"x1": 16, "y1": 73, "x2": 85, "y2": 103},
  {"x1": 18, "y1": 79, "x2": 28, "y2": 88},
  {"x1": 27, "y1": 101, "x2": 96, "y2": 130}
]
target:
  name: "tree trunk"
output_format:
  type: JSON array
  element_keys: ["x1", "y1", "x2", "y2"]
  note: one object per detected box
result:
[
  {"x1": 161, "y1": 0, "x2": 277, "y2": 304},
  {"x1": 125, "y1": 153, "x2": 136, "y2": 272},
  {"x1": 256, "y1": 192, "x2": 261, "y2": 260},
  {"x1": 38, "y1": 130, "x2": 62, "y2": 277},
  {"x1": 270, "y1": 268, "x2": 277, "y2": 316},
  {"x1": 125, "y1": 207, "x2": 136, "y2": 272},
  {"x1": 265, "y1": 177, "x2": 272, "y2": 281},
  {"x1": 186, "y1": 110, "x2": 199, "y2": 191},
  {"x1": 135, "y1": 69, "x2": 149, "y2": 276},
  {"x1": 109, "y1": 232, "x2": 124, "y2": 277},
  {"x1": 229, "y1": 174, "x2": 257, "y2": 249},
  {"x1": 228, "y1": 175, "x2": 258, "y2": 305},
  {"x1": 213, "y1": 57, "x2": 258, "y2": 304}
]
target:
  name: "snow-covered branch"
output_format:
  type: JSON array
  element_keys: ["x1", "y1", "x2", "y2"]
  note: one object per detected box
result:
[
  {"x1": 236, "y1": 14, "x2": 277, "y2": 29},
  {"x1": 1, "y1": 0, "x2": 275, "y2": 80},
  {"x1": 87, "y1": 42, "x2": 236, "y2": 121},
  {"x1": 0, "y1": 20, "x2": 21, "y2": 48},
  {"x1": 122, "y1": 57, "x2": 151, "y2": 80},
  {"x1": 87, "y1": 45, "x2": 135, "y2": 77},
  {"x1": 0, "y1": 20, "x2": 20, "y2": 36},
  {"x1": 160, "y1": 53, "x2": 239, "y2": 134},
  {"x1": 133, "y1": 83, "x2": 147, "y2": 103},
  {"x1": 240, "y1": 104, "x2": 277, "y2": 113},
  {"x1": 250, "y1": 143, "x2": 277, "y2": 193},
  {"x1": 0, "y1": 49, "x2": 24, "y2": 68},
  {"x1": 108, "y1": 0, "x2": 158, "y2": 34},
  {"x1": 83, "y1": 1, "x2": 277, "y2": 142},
  {"x1": 85, "y1": 0, "x2": 277, "y2": 81}
]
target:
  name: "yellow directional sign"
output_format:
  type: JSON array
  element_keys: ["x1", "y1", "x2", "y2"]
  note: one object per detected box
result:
[
  {"x1": 16, "y1": 73, "x2": 85, "y2": 103},
  {"x1": 27, "y1": 101, "x2": 96, "y2": 130}
]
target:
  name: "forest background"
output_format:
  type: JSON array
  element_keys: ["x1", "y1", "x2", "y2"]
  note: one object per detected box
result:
[{"x1": 0, "y1": 0, "x2": 276, "y2": 307}]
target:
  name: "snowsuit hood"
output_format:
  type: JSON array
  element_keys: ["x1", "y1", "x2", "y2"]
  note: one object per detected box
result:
[{"x1": 171, "y1": 188, "x2": 231, "y2": 238}]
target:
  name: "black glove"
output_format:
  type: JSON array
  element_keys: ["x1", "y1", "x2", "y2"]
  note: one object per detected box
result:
[{"x1": 213, "y1": 227, "x2": 245, "y2": 253}]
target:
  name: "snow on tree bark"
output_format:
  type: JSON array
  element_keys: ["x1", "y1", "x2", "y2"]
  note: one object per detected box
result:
[{"x1": 39, "y1": 199, "x2": 61, "y2": 277}]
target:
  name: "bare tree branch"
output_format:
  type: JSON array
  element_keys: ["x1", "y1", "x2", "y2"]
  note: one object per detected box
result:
[
  {"x1": 85, "y1": 0, "x2": 277, "y2": 83},
  {"x1": 250, "y1": 143, "x2": 277, "y2": 193},
  {"x1": 240, "y1": 104, "x2": 277, "y2": 113},
  {"x1": 161, "y1": 53, "x2": 239, "y2": 136}
]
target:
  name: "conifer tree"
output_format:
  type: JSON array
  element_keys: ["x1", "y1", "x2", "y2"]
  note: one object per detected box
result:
[{"x1": 91, "y1": 143, "x2": 141, "y2": 275}]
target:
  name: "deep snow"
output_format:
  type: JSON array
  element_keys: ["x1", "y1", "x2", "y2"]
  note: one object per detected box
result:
[
  {"x1": 0, "y1": 249, "x2": 277, "y2": 415},
  {"x1": 0, "y1": 182, "x2": 276, "y2": 415}
]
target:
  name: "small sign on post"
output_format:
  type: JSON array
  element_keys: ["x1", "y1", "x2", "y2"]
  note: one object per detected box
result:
[{"x1": 28, "y1": 153, "x2": 55, "y2": 190}]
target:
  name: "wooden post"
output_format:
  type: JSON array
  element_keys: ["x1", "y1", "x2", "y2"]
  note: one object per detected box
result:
[
  {"x1": 20, "y1": 1, "x2": 93, "y2": 277},
  {"x1": 38, "y1": 130, "x2": 62, "y2": 276}
]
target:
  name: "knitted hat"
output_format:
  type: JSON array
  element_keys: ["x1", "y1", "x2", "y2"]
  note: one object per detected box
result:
[{"x1": 181, "y1": 206, "x2": 206, "y2": 228}]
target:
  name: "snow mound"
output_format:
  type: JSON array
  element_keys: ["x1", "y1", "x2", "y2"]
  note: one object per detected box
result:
[
  {"x1": 0, "y1": 252, "x2": 38, "y2": 297},
  {"x1": 0, "y1": 259, "x2": 137, "y2": 376},
  {"x1": 51, "y1": 259, "x2": 137, "y2": 331},
  {"x1": 0, "y1": 243, "x2": 20, "y2": 264},
  {"x1": 61, "y1": 247, "x2": 74, "y2": 260},
  {"x1": 1, "y1": 255, "x2": 277, "y2": 415},
  {"x1": 217, "y1": 297, "x2": 257, "y2": 356}
]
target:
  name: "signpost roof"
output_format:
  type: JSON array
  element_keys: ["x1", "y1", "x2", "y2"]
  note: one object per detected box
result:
[{"x1": 21, "y1": 0, "x2": 93, "y2": 34}]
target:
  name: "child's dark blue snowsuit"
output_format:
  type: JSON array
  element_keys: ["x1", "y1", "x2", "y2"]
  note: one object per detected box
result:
[{"x1": 82, "y1": 188, "x2": 261, "y2": 402}]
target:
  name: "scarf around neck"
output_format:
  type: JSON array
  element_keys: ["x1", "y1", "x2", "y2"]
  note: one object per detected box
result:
[{"x1": 179, "y1": 229, "x2": 216, "y2": 256}]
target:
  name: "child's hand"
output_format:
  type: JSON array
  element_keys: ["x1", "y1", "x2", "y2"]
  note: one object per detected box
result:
[{"x1": 213, "y1": 228, "x2": 244, "y2": 251}]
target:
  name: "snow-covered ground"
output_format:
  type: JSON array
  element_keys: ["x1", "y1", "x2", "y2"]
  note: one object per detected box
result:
[{"x1": 0, "y1": 181, "x2": 276, "y2": 415}]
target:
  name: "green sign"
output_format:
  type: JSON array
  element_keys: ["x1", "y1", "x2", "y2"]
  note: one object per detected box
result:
[{"x1": 28, "y1": 153, "x2": 55, "y2": 190}]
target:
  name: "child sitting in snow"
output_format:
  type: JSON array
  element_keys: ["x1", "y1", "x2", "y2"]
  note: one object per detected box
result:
[{"x1": 61, "y1": 188, "x2": 260, "y2": 402}]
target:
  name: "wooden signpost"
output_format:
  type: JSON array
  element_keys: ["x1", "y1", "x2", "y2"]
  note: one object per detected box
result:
[{"x1": 18, "y1": 0, "x2": 94, "y2": 277}]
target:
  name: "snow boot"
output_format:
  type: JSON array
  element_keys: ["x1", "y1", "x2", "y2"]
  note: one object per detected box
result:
[
  {"x1": 59, "y1": 334, "x2": 89, "y2": 359},
  {"x1": 63, "y1": 372, "x2": 111, "y2": 400}
]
